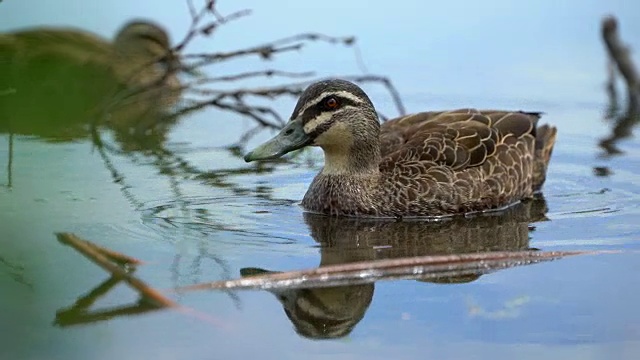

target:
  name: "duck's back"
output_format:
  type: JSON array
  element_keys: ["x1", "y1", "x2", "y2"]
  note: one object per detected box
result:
[
  {"x1": 2, "y1": 28, "x2": 112, "y2": 61},
  {"x1": 376, "y1": 109, "x2": 556, "y2": 217}
]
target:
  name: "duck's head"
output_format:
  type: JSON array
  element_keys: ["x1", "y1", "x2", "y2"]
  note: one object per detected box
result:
[
  {"x1": 114, "y1": 20, "x2": 172, "y2": 56},
  {"x1": 244, "y1": 79, "x2": 381, "y2": 171},
  {"x1": 113, "y1": 20, "x2": 179, "y2": 77}
]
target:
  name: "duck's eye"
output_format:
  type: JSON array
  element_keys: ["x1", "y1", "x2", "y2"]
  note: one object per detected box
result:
[{"x1": 323, "y1": 97, "x2": 339, "y2": 110}]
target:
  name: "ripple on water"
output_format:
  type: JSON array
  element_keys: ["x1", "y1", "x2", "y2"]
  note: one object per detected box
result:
[
  {"x1": 139, "y1": 194, "x2": 315, "y2": 253},
  {"x1": 530, "y1": 129, "x2": 640, "y2": 250}
]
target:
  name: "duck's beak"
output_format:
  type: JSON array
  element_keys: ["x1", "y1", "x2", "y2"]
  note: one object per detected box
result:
[{"x1": 244, "y1": 118, "x2": 311, "y2": 162}]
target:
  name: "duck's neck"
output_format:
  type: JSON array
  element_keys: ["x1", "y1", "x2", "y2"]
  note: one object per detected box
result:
[
  {"x1": 304, "y1": 126, "x2": 381, "y2": 216},
  {"x1": 316, "y1": 121, "x2": 381, "y2": 176},
  {"x1": 320, "y1": 141, "x2": 381, "y2": 176}
]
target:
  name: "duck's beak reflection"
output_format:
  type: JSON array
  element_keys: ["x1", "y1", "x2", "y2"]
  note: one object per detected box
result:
[{"x1": 244, "y1": 118, "x2": 311, "y2": 162}]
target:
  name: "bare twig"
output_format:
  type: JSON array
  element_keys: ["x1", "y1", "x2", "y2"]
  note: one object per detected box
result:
[
  {"x1": 148, "y1": 0, "x2": 406, "y2": 138},
  {"x1": 186, "y1": 0, "x2": 198, "y2": 20},
  {"x1": 55, "y1": 276, "x2": 161, "y2": 327},
  {"x1": 178, "y1": 74, "x2": 406, "y2": 130},
  {"x1": 174, "y1": 0, "x2": 251, "y2": 52},
  {"x1": 56, "y1": 233, "x2": 176, "y2": 307},
  {"x1": 185, "y1": 44, "x2": 304, "y2": 68},
  {"x1": 96, "y1": 0, "x2": 406, "y2": 170},
  {"x1": 172, "y1": 97, "x2": 284, "y2": 129},
  {"x1": 54, "y1": 234, "x2": 230, "y2": 328},
  {"x1": 185, "y1": 70, "x2": 315, "y2": 86},
  {"x1": 185, "y1": 84, "x2": 305, "y2": 99},
  {"x1": 183, "y1": 33, "x2": 356, "y2": 67},
  {"x1": 172, "y1": 250, "x2": 608, "y2": 293},
  {"x1": 268, "y1": 33, "x2": 355, "y2": 47},
  {"x1": 187, "y1": 0, "x2": 198, "y2": 20},
  {"x1": 83, "y1": 240, "x2": 144, "y2": 266}
]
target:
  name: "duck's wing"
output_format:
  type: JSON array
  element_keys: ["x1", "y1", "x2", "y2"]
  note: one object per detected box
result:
[
  {"x1": 378, "y1": 109, "x2": 556, "y2": 213},
  {"x1": 380, "y1": 108, "x2": 543, "y2": 164}
]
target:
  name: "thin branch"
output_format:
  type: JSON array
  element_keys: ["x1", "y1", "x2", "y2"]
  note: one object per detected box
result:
[
  {"x1": 56, "y1": 233, "x2": 176, "y2": 307},
  {"x1": 182, "y1": 33, "x2": 356, "y2": 66},
  {"x1": 84, "y1": 240, "x2": 144, "y2": 267},
  {"x1": 54, "y1": 276, "x2": 161, "y2": 327},
  {"x1": 170, "y1": 98, "x2": 281, "y2": 129},
  {"x1": 268, "y1": 33, "x2": 355, "y2": 48},
  {"x1": 207, "y1": 99, "x2": 284, "y2": 128},
  {"x1": 172, "y1": 250, "x2": 608, "y2": 293},
  {"x1": 186, "y1": 0, "x2": 198, "y2": 20},
  {"x1": 184, "y1": 44, "x2": 304, "y2": 67},
  {"x1": 157, "y1": 1, "x2": 406, "y2": 136},
  {"x1": 174, "y1": 0, "x2": 251, "y2": 52},
  {"x1": 185, "y1": 70, "x2": 315, "y2": 86},
  {"x1": 175, "y1": 74, "x2": 406, "y2": 135},
  {"x1": 185, "y1": 85, "x2": 304, "y2": 99}
]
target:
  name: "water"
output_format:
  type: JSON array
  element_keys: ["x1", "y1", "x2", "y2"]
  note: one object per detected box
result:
[{"x1": 1, "y1": 1, "x2": 640, "y2": 359}]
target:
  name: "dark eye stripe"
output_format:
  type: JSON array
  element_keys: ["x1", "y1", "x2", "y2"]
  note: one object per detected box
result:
[{"x1": 299, "y1": 96, "x2": 359, "y2": 125}]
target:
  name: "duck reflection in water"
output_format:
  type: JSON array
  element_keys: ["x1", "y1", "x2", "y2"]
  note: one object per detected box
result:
[
  {"x1": 242, "y1": 195, "x2": 548, "y2": 339},
  {"x1": 0, "y1": 19, "x2": 183, "y2": 151}
]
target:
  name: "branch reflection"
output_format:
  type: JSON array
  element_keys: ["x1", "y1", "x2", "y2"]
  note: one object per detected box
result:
[
  {"x1": 54, "y1": 276, "x2": 164, "y2": 327},
  {"x1": 242, "y1": 195, "x2": 548, "y2": 339},
  {"x1": 598, "y1": 15, "x2": 640, "y2": 171}
]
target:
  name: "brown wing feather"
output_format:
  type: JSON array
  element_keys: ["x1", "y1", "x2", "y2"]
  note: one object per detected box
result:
[
  {"x1": 380, "y1": 109, "x2": 540, "y2": 167},
  {"x1": 377, "y1": 109, "x2": 552, "y2": 216}
]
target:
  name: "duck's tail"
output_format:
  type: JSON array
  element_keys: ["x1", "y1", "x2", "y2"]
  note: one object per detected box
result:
[{"x1": 532, "y1": 124, "x2": 558, "y2": 191}]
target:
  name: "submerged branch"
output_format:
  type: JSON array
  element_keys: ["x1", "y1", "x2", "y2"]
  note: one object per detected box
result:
[
  {"x1": 56, "y1": 233, "x2": 176, "y2": 307},
  {"x1": 602, "y1": 15, "x2": 640, "y2": 114},
  {"x1": 55, "y1": 276, "x2": 162, "y2": 327},
  {"x1": 600, "y1": 15, "x2": 640, "y2": 155}
]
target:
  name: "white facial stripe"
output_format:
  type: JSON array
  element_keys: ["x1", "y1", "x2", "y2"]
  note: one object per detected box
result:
[
  {"x1": 303, "y1": 112, "x2": 334, "y2": 134},
  {"x1": 295, "y1": 90, "x2": 365, "y2": 118}
]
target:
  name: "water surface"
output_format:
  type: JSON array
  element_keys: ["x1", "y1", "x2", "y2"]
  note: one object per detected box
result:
[{"x1": 1, "y1": 1, "x2": 640, "y2": 359}]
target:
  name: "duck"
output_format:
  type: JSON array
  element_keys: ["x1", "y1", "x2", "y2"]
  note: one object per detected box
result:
[
  {"x1": 244, "y1": 79, "x2": 557, "y2": 218},
  {"x1": 0, "y1": 19, "x2": 182, "y2": 140},
  {"x1": 1, "y1": 19, "x2": 180, "y2": 88}
]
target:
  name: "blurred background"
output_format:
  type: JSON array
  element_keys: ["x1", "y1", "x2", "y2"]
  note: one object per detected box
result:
[{"x1": 1, "y1": 1, "x2": 639, "y2": 359}]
